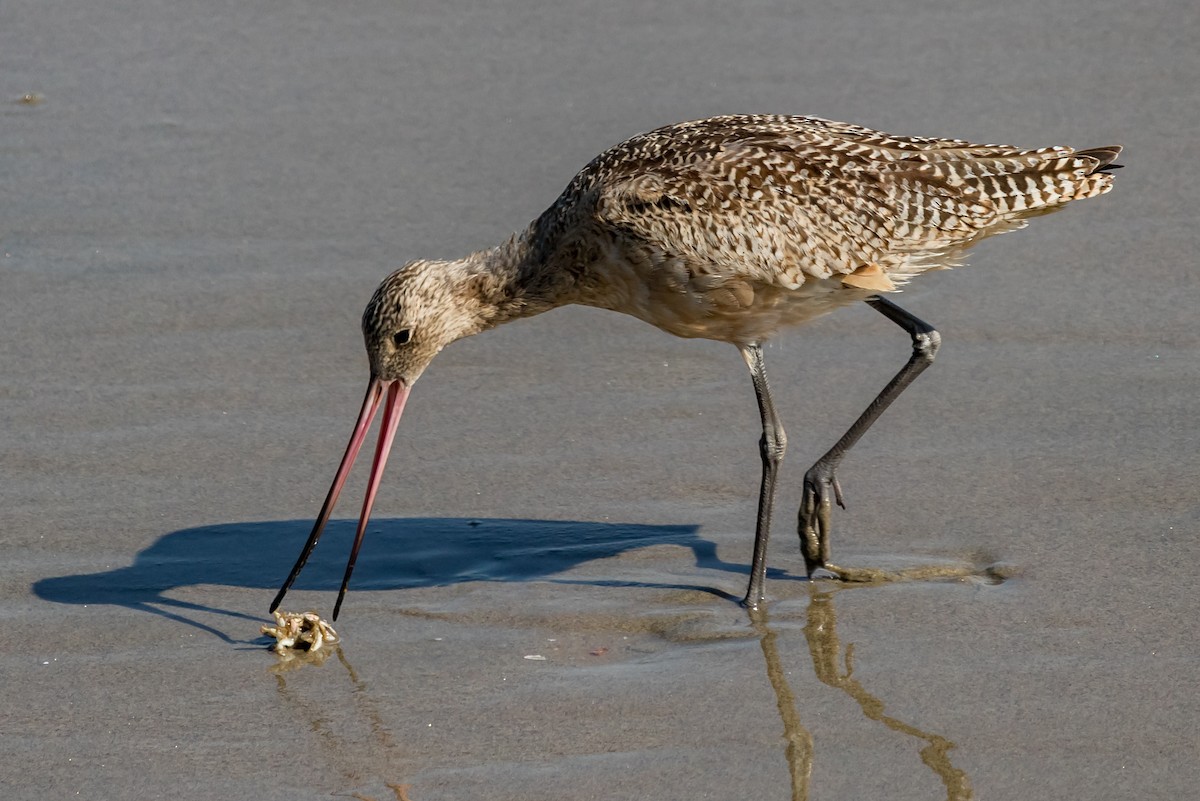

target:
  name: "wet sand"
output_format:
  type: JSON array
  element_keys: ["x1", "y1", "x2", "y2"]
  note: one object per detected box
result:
[{"x1": 4, "y1": 0, "x2": 1199, "y2": 798}]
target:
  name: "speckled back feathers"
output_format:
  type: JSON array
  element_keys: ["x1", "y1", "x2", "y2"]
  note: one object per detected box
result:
[{"x1": 550, "y1": 114, "x2": 1118, "y2": 292}]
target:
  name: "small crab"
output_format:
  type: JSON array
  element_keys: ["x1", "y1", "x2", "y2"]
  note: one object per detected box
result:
[{"x1": 261, "y1": 610, "x2": 339, "y2": 654}]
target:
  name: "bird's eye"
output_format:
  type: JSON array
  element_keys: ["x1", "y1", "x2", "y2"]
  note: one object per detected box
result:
[{"x1": 392, "y1": 329, "x2": 411, "y2": 346}]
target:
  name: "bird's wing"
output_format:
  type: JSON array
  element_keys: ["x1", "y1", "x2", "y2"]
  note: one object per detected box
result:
[
  {"x1": 591, "y1": 117, "x2": 1116, "y2": 292},
  {"x1": 593, "y1": 135, "x2": 888, "y2": 291}
]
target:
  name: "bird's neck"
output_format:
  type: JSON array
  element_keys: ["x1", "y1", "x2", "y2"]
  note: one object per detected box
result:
[{"x1": 454, "y1": 222, "x2": 578, "y2": 331}]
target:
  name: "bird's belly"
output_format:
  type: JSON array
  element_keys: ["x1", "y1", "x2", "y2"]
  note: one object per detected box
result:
[{"x1": 587, "y1": 261, "x2": 876, "y2": 345}]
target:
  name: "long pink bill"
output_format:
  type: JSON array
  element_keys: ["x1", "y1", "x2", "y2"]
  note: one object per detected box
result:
[
  {"x1": 269, "y1": 377, "x2": 410, "y2": 618},
  {"x1": 331, "y1": 379, "x2": 408, "y2": 619}
]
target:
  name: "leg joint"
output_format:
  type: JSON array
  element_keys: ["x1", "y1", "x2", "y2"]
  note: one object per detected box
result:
[
  {"x1": 760, "y1": 427, "x2": 787, "y2": 464},
  {"x1": 913, "y1": 327, "x2": 941, "y2": 362}
]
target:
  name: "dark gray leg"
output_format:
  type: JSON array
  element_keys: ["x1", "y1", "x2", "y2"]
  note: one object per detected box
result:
[
  {"x1": 741, "y1": 343, "x2": 787, "y2": 609},
  {"x1": 800, "y1": 296, "x2": 941, "y2": 577}
]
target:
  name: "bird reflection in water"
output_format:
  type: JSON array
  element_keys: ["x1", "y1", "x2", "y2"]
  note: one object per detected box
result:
[{"x1": 751, "y1": 588, "x2": 974, "y2": 801}]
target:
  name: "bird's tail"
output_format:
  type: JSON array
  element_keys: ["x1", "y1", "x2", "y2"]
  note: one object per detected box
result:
[
  {"x1": 1076, "y1": 145, "x2": 1124, "y2": 172},
  {"x1": 967, "y1": 144, "x2": 1123, "y2": 220},
  {"x1": 887, "y1": 143, "x2": 1123, "y2": 277}
]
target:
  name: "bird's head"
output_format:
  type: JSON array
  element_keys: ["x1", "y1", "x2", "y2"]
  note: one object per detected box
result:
[{"x1": 362, "y1": 258, "x2": 488, "y2": 386}]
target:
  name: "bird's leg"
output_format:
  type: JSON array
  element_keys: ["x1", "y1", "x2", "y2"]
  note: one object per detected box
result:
[
  {"x1": 741, "y1": 343, "x2": 787, "y2": 609},
  {"x1": 800, "y1": 296, "x2": 941, "y2": 579}
]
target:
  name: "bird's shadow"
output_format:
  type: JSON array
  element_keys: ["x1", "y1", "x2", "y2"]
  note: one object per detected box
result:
[{"x1": 33, "y1": 518, "x2": 750, "y2": 641}]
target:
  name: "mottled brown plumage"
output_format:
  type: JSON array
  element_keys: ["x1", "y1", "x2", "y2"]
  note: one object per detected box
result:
[
  {"x1": 363, "y1": 114, "x2": 1118, "y2": 379},
  {"x1": 273, "y1": 114, "x2": 1120, "y2": 617}
]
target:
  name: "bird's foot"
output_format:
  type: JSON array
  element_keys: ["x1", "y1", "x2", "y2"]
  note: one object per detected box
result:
[
  {"x1": 740, "y1": 593, "x2": 764, "y2": 612},
  {"x1": 799, "y1": 460, "x2": 845, "y2": 576}
]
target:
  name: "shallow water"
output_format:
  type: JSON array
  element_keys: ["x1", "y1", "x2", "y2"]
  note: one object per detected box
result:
[{"x1": 5, "y1": 0, "x2": 1200, "y2": 799}]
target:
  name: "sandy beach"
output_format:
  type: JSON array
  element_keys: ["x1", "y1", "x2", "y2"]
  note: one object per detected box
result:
[{"x1": 4, "y1": 0, "x2": 1199, "y2": 798}]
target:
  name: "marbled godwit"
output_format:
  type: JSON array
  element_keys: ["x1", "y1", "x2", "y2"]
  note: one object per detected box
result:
[{"x1": 270, "y1": 114, "x2": 1120, "y2": 617}]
